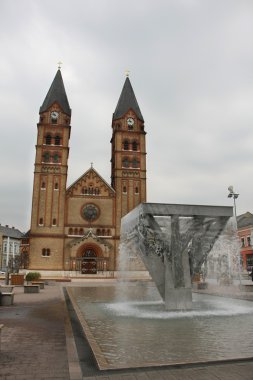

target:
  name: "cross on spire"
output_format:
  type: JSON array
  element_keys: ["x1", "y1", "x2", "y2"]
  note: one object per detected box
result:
[{"x1": 57, "y1": 61, "x2": 63, "y2": 69}]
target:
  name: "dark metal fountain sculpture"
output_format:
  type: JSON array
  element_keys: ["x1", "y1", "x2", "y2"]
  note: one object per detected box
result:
[{"x1": 120, "y1": 203, "x2": 233, "y2": 310}]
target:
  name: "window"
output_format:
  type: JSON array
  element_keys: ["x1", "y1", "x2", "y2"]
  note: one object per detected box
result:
[
  {"x1": 45, "y1": 134, "x2": 52, "y2": 145},
  {"x1": 123, "y1": 186, "x2": 127, "y2": 193},
  {"x1": 97, "y1": 228, "x2": 101, "y2": 236},
  {"x1": 241, "y1": 238, "x2": 245, "y2": 247},
  {"x1": 42, "y1": 152, "x2": 50, "y2": 162},
  {"x1": 3, "y1": 242, "x2": 7, "y2": 253},
  {"x1": 122, "y1": 157, "x2": 129, "y2": 168},
  {"x1": 107, "y1": 229, "x2": 111, "y2": 236},
  {"x1": 54, "y1": 135, "x2": 61, "y2": 145},
  {"x1": 52, "y1": 218, "x2": 57, "y2": 226},
  {"x1": 41, "y1": 181, "x2": 46, "y2": 189},
  {"x1": 74, "y1": 228, "x2": 78, "y2": 235},
  {"x1": 69, "y1": 228, "x2": 73, "y2": 235},
  {"x1": 123, "y1": 140, "x2": 129, "y2": 150},
  {"x1": 135, "y1": 187, "x2": 139, "y2": 194},
  {"x1": 54, "y1": 183, "x2": 59, "y2": 190},
  {"x1": 132, "y1": 141, "x2": 138, "y2": 151},
  {"x1": 132, "y1": 158, "x2": 140, "y2": 168},
  {"x1": 52, "y1": 153, "x2": 60, "y2": 163},
  {"x1": 39, "y1": 218, "x2": 44, "y2": 226},
  {"x1": 79, "y1": 228, "x2": 84, "y2": 235},
  {"x1": 247, "y1": 236, "x2": 251, "y2": 246},
  {"x1": 42, "y1": 248, "x2": 50, "y2": 257}
]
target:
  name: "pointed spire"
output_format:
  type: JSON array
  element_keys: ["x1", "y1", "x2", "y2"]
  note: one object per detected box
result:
[
  {"x1": 113, "y1": 76, "x2": 144, "y2": 121},
  {"x1": 40, "y1": 69, "x2": 71, "y2": 115}
]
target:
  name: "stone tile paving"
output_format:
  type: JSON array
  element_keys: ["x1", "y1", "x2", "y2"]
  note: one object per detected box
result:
[
  {"x1": 1, "y1": 280, "x2": 253, "y2": 380},
  {"x1": 0, "y1": 285, "x2": 70, "y2": 380}
]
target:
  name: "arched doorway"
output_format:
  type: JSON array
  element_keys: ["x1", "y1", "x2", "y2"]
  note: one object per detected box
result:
[{"x1": 81, "y1": 248, "x2": 97, "y2": 274}]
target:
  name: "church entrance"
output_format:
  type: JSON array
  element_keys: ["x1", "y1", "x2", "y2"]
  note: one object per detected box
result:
[{"x1": 81, "y1": 249, "x2": 97, "y2": 274}]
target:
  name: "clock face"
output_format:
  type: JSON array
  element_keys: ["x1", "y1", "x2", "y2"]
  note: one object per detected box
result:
[
  {"x1": 127, "y1": 117, "x2": 134, "y2": 126},
  {"x1": 51, "y1": 111, "x2": 59, "y2": 120},
  {"x1": 82, "y1": 204, "x2": 99, "y2": 221}
]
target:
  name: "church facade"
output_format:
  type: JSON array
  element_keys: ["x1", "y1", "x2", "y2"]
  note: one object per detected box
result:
[{"x1": 28, "y1": 69, "x2": 147, "y2": 274}]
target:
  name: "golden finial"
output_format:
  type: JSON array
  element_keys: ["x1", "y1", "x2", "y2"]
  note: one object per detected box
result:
[
  {"x1": 57, "y1": 61, "x2": 63, "y2": 69},
  {"x1": 125, "y1": 69, "x2": 130, "y2": 77}
]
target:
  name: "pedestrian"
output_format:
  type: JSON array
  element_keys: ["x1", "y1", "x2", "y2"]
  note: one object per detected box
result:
[{"x1": 250, "y1": 268, "x2": 253, "y2": 282}]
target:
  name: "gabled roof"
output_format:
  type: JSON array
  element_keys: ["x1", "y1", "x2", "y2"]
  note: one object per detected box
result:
[
  {"x1": 0, "y1": 225, "x2": 23, "y2": 239},
  {"x1": 237, "y1": 212, "x2": 253, "y2": 229},
  {"x1": 113, "y1": 77, "x2": 144, "y2": 121},
  {"x1": 68, "y1": 229, "x2": 112, "y2": 248},
  {"x1": 66, "y1": 166, "x2": 115, "y2": 195},
  {"x1": 40, "y1": 69, "x2": 71, "y2": 116}
]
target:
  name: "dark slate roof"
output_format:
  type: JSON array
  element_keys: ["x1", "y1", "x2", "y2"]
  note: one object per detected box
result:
[
  {"x1": 40, "y1": 69, "x2": 71, "y2": 115},
  {"x1": 0, "y1": 225, "x2": 23, "y2": 239},
  {"x1": 237, "y1": 212, "x2": 253, "y2": 229},
  {"x1": 113, "y1": 77, "x2": 144, "y2": 121}
]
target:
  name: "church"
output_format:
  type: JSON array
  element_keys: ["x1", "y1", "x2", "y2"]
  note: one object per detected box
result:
[{"x1": 28, "y1": 69, "x2": 147, "y2": 275}]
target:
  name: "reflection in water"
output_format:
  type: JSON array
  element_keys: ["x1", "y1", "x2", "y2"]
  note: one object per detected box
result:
[{"x1": 70, "y1": 283, "x2": 253, "y2": 368}]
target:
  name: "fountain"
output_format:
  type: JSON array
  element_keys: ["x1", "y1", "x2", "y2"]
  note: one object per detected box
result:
[
  {"x1": 120, "y1": 202, "x2": 233, "y2": 310},
  {"x1": 67, "y1": 202, "x2": 253, "y2": 370}
]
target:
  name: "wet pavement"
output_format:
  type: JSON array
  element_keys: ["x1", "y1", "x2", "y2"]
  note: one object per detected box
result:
[{"x1": 0, "y1": 279, "x2": 253, "y2": 379}]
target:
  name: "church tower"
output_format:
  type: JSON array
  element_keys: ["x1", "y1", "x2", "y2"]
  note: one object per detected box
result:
[
  {"x1": 111, "y1": 75, "x2": 147, "y2": 241},
  {"x1": 29, "y1": 69, "x2": 71, "y2": 270}
]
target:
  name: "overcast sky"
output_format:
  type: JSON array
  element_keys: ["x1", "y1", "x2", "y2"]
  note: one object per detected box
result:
[{"x1": 1, "y1": 0, "x2": 253, "y2": 231}]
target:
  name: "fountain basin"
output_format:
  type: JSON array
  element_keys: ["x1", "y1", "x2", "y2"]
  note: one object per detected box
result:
[{"x1": 67, "y1": 282, "x2": 253, "y2": 370}]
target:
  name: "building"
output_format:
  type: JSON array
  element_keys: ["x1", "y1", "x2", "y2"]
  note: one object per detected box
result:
[
  {"x1": 237, "y1": 212, "x2": 253, "y2": 271},
  {"x1": 28, "y1": 69, "x2": 147, "y2": 275},
  {"x1": 0, "y1": 224, "x2": 23, "y2": 270}
]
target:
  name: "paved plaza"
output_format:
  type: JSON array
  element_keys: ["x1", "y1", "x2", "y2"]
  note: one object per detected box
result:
[{"x1": 0, "y1": 279, "x2": 253, "y2": 380}]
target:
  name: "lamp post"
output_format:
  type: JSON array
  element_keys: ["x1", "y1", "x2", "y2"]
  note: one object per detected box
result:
[{"x1": 227, "y1": 185, "x2": 241, "y2": 285}]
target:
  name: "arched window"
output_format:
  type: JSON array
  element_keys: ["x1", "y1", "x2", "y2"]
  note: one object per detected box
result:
[
  {"x1": 74, "y1": 228, "x2": 78, "y2": 235},
  {"x1": 52, "y1": 153, "x2": 60, "y2": 163},
  {"x1": 132, "y1": 158, "x2": 139, "y2": 168},
  {"x1": 54, "y1": 183, "x2": 59, "y2": 190},
  {"x1": 41, "y1": 181, "x2": 46, "y2": 189},
  {"x1": 123, "y1": 139, "x2": 129, "y2": 150},
  {"x1": 42, "y1": 152, "x2": 50, "y2": 162},
  {"x1": 132, "y1": 141, "x2": 138, "y2": 151},
  {"x1": 79, "y1": 228, "x2": 84, "y2": 235},
  {"x1": 135, "y1": 187, "x2": 139, "y2": 194},
  {"x1": 45, "y1": 134, "x2": 52, "y2": 145},
  {"x1": 102, "y1": 229, "x2": 105, "y2": 236},
  {"x1": 123, "y1": 186, "x2": 127, "y2": 193},
  {"x1": 122, "y1": 157, "x2": 129, "y2": 168},
  {"x1": 97, "y1": 229, "x2": 101, "y2": 236},
  {"x1": 54, "y1": 135, "x2": 61, "y2": 145},
  {"x1": 39, "y1": 218, "x2": 43, "y2": 225},
  {"x1": 69, "y1": 228, "x2": 73, "y2": 235},
  {"x1": 95, "y1": 187, "x2": 100, "y2": 195},
  {"x1": 107, "y1": 229, "x2": 111, "y2": 236},
  {"x1": 52, "y1": 218, "x2": 57, "y2": 225}
]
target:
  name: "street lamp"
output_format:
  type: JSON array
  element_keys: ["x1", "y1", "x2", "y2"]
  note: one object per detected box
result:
[{"x1": 227, "y1": 185, "x2": 241, "y2": 285}]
